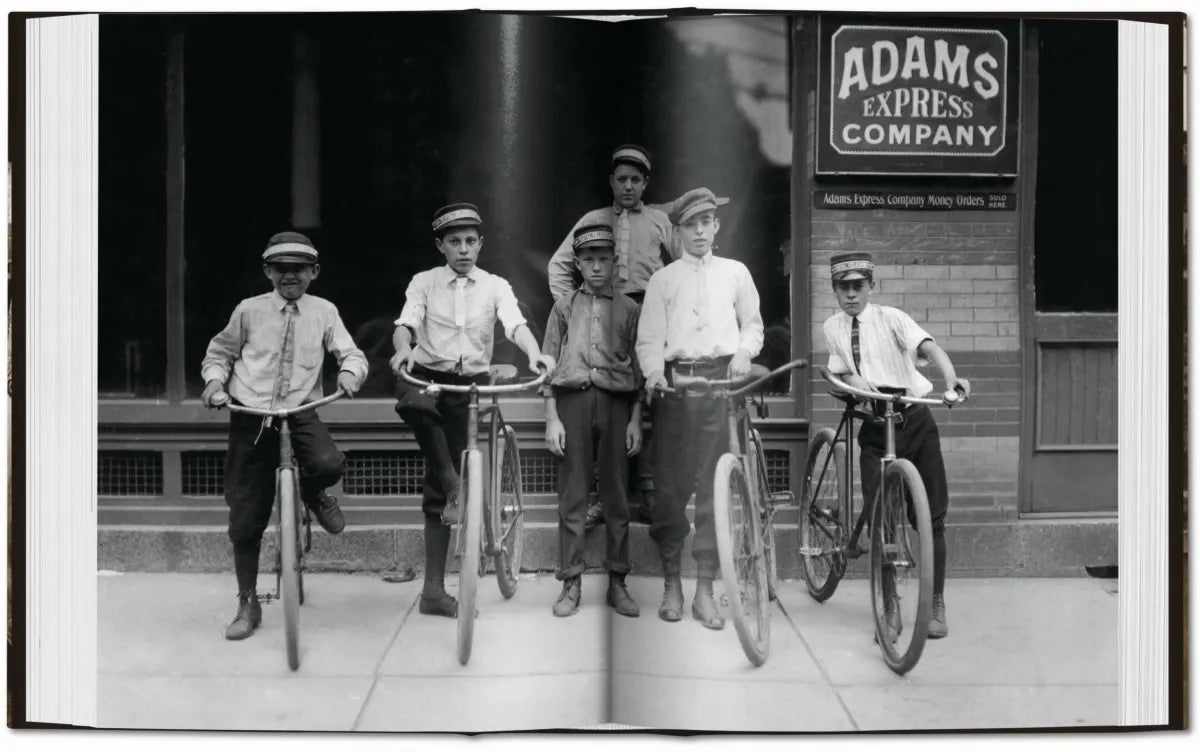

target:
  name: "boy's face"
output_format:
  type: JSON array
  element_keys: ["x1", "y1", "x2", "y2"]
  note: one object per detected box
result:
[
  {"x1": 678, "y1": 211, "x2": 719, "y2": 257},
  {"x1": 436, "y1": 228, "x2": 482, "y2": 275},
  {"x1": 264, "y1": 262, "x2": 319, "y2": 300},
  {"x1": 832, "y1": 275, "x2": 873, "y2": 316},
  {"x1": 574, "y1": 246, "x2": 615, "y2": 291},
  {"x1": 610, "y1": 164, "x2": 648, "y2": 209}
]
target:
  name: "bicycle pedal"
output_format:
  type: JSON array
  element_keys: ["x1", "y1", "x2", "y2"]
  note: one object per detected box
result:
[
  {"x1": 797, "y1": 546, "x2": 826, "y2": 556},
  {"x1": 768, "y1": 491, "x2": 795, "y2": 505}
]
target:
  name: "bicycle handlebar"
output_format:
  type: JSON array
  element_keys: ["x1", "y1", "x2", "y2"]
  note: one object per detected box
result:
[
  {"x1": 214, "y1": 388, "x2": 347, "y2": 418},
  {"x1": 398, "y1": 363, "x2": 549, "y2": 395},
  {"x1": 662, "y1": 358, "x2": 810, "y2": 397},
  {"x1": 819, "y1": 367, "x2": 965, "y2": 407}
]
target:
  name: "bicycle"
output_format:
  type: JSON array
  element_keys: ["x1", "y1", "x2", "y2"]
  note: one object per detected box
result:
[
  {"x1": 656, "y1": 358, "x2": 810, "y2": 667},
  {"x1": 212, "y1": 388, "x2": 346, "y2": 671},
  {"x1": 798, "y1": 368, "x2": 965, "y2": 675},
  {"x1": 398, "y1": 362, "x2": 548, "y2": 665}
]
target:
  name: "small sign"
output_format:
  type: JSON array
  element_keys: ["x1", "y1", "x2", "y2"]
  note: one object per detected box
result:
[
  {"x1": 817, "y1": 18, "x2": 1020, "y2": 176},
  {"x1": 814, "y1": 190, "x2": 1017, "y2": 211}
]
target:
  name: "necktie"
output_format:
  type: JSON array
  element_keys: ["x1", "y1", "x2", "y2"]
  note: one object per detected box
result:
[
  {"x1": 615, "y1": 209, "x2": 631, "y2": 282},
  {"x1": 273, "y1": 301, "x2": 298, "y2": 403},
  {"x1": 454, "y1": 276, "x2": 468, "y2": 374},
  {"x1": 851, "y1": 315, "x2": 862, "y2": 374}
]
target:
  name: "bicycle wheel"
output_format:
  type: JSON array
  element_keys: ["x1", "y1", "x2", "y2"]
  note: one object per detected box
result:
[
  {"x1": 491, "y1": 423, "x2": 524, "y2": 599},
  {"x1": 799, "y1": 427, "x2": 848, "y2": 602},
  {"x1": 869, "y1": 459, "x2": 934, "y2": 675},
  {"x1": 713, "y1": 453, "x2": 770, "y2": 667},
  {"x1": 748, "y1": 429, "x2": 778, "y2": 601},
  {"x1": 278, "y1": 468, "x2": 302, "y2": 671},
  {"x1": 456, "y1": 449, "x2": 484, "y2": 666}
]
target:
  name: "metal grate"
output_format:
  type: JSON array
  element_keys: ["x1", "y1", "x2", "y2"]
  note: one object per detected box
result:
[
  {"x1": 182, "y1": 451, "x2": 226, "y2": 496},
  {"x1": 520, "y1": 450, "x2": 559, "y2": 494},
  {"x1": 98, "y1": 451, "x2": 163, "y2": 496},
  {"x1": 764, "y1": 449, "x2": 790, "y2": 495},
  {"x1": 343, "y1": 450, "x2": 426, "y2": 496}
]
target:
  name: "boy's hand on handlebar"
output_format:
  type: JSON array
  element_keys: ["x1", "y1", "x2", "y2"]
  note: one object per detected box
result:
[
  {"x1": 531, "y1": 354, "x2": 556, "y2": 375},
  {"x1": 202, "y1": 380, "x2": 228, "y2": 409},
  {"x1": 729, "y1": 350, "x2": 752, "y2": 379},
  {"x1": 337, "y1": 371, "x2": 358, "y2": 399},
  {"x1": 389, "y1": 345, "x2": 414, "y2": 376},
  {"x1": 948, "y1": 378, "x2": 971, "y2": 401},
  {"x1": 643, "y1": 372, "x2": 669, "y2": 405}
]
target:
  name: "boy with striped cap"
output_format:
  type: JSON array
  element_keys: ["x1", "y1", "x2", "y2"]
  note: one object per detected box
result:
[
  {"x1": 542, "y1": 222, "x2": 643, "y2": 618},
  {"x1": 390, "y1": 203, "x2": 555, "y2": 618},
  {"x1": 201, "y1": 231, "x2": 368, "y2": 641},
  {"x1": 821, "y1": 251, "x2": 971, "y2": 641},
  {"x1": 636, "y1": 188, "x2": 764, "y2": 630},
  {"x1": 547, "y1": 143, "x2": 675, "y2": 528}
]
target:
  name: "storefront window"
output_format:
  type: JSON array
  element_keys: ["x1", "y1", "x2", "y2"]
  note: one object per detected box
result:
[
  {"x1": 99, "y1": 19, "x2": 167, "y2": 397},
  {"x1": 1033, "y1": 20, "x2": 1118, "y2": 313}
]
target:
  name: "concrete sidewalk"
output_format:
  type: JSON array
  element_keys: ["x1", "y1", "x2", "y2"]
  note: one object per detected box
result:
[{"x1": 98, "y1": 572, "x2": 1117, "y2": 733}]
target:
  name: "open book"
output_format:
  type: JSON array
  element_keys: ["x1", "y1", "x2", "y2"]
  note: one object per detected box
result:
[{"x1": 12, "y1": 8, "x2": 1186, "y2": 732}]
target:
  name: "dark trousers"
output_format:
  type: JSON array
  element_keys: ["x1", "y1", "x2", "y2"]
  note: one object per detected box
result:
[
  {"x1": 858, "y1": 405, "x2": 949, "y2": 594},
  {"x1": 395, "y1": 363, "x2": 489, "y2": 518},
  {"x1": 623, "y1": 291, "x2": 655, "y2": 511},
  {"x1": 554, "y1": 387, "x2": 633, "y2": 579},
  {"x1": 650, "y1": 359, "x2": 732, "y2": 579},
  {"x1": 224, "y1": 407, "x2": 345, "y2": 546}
]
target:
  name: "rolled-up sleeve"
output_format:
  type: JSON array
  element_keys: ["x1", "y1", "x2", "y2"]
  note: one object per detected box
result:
[
  {"x1": 823, "y1": 317, "x2": 850, "y2": 374},
  {"x1": 326, "y1": 307, "x2": 369, "y2": 388},
  {"x1": 494, "y1": 278, "x2": 527, "y2": 341},
  {"x1": 734, "y1": 265, "x2": 764, "y2": 358},
  {"x1": 395, "y1": 274, "x2": 428, "y2": 332},
  {"x1": 200, "y1": 304, "x2": 245, "y2": 385}
]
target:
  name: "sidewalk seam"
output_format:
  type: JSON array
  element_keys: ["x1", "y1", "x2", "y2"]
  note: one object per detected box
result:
[
  {"x1": 775, "y1": 598, "x2": 860, "y2": 731},
  {"x1": 350, "y1": 588, "x2": 420, "y2": 732}
]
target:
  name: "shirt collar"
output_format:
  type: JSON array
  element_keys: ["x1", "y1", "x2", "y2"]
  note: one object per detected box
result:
[
  {"x1": 442, "y1": 264, "x2": 481, "y2": 284},
  {"x1": 680, "y1": 251, "x2": 713, "y2": 267},
  {"x1": 613, "y1": 201, "x2": 644, "y2": 216},
  {"x1": 846, "y1": 302, "x2": 877, "y2": 322},
  {"x1": 270, "y1": 290, "x2": 302, "y2": 312},
  {"x1": 577, "y1": 283, "x2": 615, "y2": 299}
]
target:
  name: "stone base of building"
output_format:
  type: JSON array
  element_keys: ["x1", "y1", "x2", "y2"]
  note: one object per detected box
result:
[{"x1": 99, "y1": 518, "x2": 1116, "y2": 578}]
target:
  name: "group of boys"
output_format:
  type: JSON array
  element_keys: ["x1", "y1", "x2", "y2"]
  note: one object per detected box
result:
[{"x1": 202, "y1": 143, "x2": 969, "y2": 645}]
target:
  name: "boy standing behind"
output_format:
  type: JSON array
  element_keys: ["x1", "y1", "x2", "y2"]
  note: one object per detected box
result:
[{"x1": 542, "y1": 223, "x2": 643, "y2": 619}]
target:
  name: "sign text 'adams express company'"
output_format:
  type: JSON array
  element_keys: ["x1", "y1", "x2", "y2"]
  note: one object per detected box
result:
[{"x1": 817, "y1": 22, "x2": 1019, "y2": 175}]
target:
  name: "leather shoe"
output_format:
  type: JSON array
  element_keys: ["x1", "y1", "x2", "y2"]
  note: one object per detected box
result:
[
  {"x1": 419, "y1": 591, "x2": 460, "y2": 618},
  {"x1": 224, "y1": 590, "x2": 262, "y2": 640},
  {"x1": 658, "y1": 574, "x2": 684, "y2": 622},
  {"x1": 691, "y1": 578, "x2": 726, "y2": 631},
  {"x1": 928, "y1": 594, "x2": 948, "y2": 639},
  {"x1": 606, "y1": 575, "x2": 639, "y2": 618},
  {"x1": 552, "y1": 576, "x2": 582, "y2": 617},
  {"x1": 306, "y1": 490, "x2": 346, "y2": 535}
]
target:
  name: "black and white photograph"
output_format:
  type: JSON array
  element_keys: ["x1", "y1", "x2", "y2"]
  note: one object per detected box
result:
[{"x1": 11, "y1": 3, "x2": 1184, "y2": 738}]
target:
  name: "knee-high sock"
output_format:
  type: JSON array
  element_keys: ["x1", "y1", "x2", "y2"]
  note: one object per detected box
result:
[
  {"x1": 423, "y1": 514, "x2": 451, "y2": 598},
  {"x1": 233, "y1": 539, "x2": 261, "y2": 593}
]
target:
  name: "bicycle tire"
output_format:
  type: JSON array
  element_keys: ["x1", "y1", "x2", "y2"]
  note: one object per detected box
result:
[
  {"x1": 713, "y1": 453, "x2": 770, "y2": 667},
  {"x1": 869, "y1": 458, "x2": 934, "y2": 675},
  {"x1": 457, "y1": 449, "x2": 484, "y2": 666},
  {"x1": 492, "y1": 424, "x2": 524, "y2": 599},
  {"x1": 799, "y1": 427, "x2": 848, "y2": 602},
  {"x1": 748, "y1": 430, "x2": 778, "y2": 601},
  {"x1": 278, "y1": 468, "x2": 302, "y2": 671}
]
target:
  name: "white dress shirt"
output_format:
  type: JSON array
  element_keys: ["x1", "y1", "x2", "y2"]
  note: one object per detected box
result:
[
  {"x1": 396, "y1": 264, "x2": 527, "y2": 376},
  {"x1": 635, "y1": 251, "x2": 764, "y2": 379},
  {"x1": 823, "y1": 302, "x2": 935, "y2": 397}
]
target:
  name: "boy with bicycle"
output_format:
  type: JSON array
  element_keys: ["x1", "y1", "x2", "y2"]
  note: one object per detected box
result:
[
  {"x1": 390, "y1": 203, "x2": 555, "y2": 619},
  {"x1": 636, "y1": 188, "x2": 764, "y2": 631},
  {"x1": 821, "y1": 251, "x2": 971, "y2": 641},
  {"x1": 201, "y1": 231, "x2": 368, "y2": 641},
  {"x1": 542, "y1": 223, "x2": 643, "y2": 619}
]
